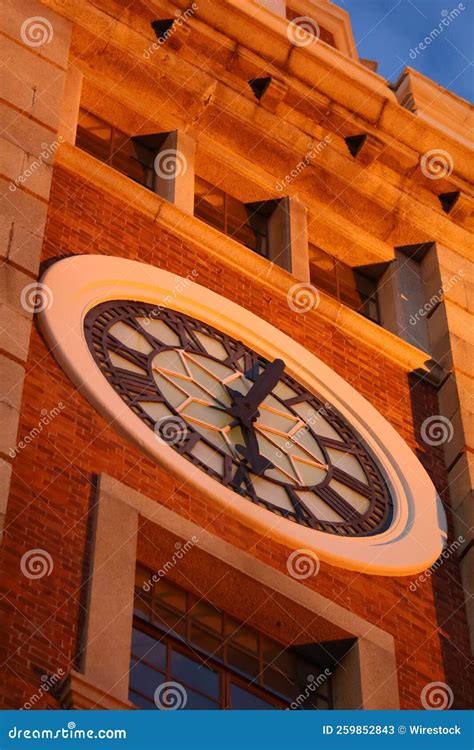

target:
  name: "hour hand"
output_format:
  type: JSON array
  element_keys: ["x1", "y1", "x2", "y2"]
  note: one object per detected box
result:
[
  {"x1": 226, "y1": 358, "x2": 285, "y2": 425},
  {"x1": 236, "y1": 423, "x2": 273, "y2": 476}
]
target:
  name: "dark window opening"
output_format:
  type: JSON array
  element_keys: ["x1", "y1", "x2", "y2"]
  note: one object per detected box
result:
[
  {"x1": 75, "y1": 109, "x2": 159, "y2": 190},
  {"x1": 309, "y1": 244, "x2": 382, "y2": 324},
  {"x1": 129, "y1": 564, "x2": 338, "y2": 710},
  {"x1": 194, "y1": 176, "x2": 272, "y2": 258}
]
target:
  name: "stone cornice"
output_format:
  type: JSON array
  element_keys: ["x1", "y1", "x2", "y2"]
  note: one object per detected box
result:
[
  {"x1": 54, "y1": 143, "x2": 443, "y2": 383},
  {"x1": 58, "y1": 670, "x2": 135, "y2": 710}
]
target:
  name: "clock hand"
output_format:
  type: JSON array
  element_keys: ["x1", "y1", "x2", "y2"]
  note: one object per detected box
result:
[
  {"x1": 235, "y1": 422, "x2": 274, "y2": 476},
  {"x1": 226, "y1": 358, "x2": 285, "y2": 425}
]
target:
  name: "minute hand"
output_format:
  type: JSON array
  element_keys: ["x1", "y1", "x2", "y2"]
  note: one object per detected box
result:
[{"x1": 227, "y1": 358, "x2": 285, "y2": 425}]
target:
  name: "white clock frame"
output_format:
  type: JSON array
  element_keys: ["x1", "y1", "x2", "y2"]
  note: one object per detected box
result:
[{"x1": 38, "y1": 255, "x2": 447, "y2": 576}]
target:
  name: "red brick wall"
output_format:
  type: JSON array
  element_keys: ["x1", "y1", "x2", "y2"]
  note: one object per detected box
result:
[{"x1": 1, "y1": 164, "x2": 472, "y2": 710}]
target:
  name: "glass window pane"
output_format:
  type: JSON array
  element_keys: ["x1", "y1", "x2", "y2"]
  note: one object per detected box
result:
[
  {"x1": 226, "y1": 618, "x2": 258, "y2": 654},
  {"x1": 227, "y1": 644, "x2": 260, "y2": 680},
  {"x1": 170, "y1": 650, "x2": 219, "y2": 697},
  {"x1": 194, "y1": 177, "x2": 225, "y2": 230},
  {"x1": 131, "y1": 628, "x2": 166, "y2": 670},
  {"x1": 129, "y1": 658, "x2": 165, "y2": 696},
  {"x1": 151, "y1": 604, "x2": 186, "y2": 639},
  {"x1": 153, "y1": 579, "x2": 187, "y2": 614},
  {"x1": 190, "y1": 623, "x2": 223, "y2": 661},
  {"x1": 191, "y1": 599, "x2": 223, "y2": 634},
  {"x1": 76, "y1": 111, "x2": 111, "y2": 162},
  {"x1": 229, "y1": 683, "x2": 276, "y2": 710},
  {"x1": 183, "y1": 688, "x2": 220, "y2": 710},
  {"x1": 129, "y1": 691, "x2": 156, "y2": 710},
  {"x1": 262, "y1": 665, "x2": 299, "y2": 701},
  {"x1": 112, "y1": 132, "x2": 154, "y2": 186}
]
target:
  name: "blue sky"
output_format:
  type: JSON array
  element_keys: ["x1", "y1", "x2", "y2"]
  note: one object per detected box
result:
[{"x1": 333, "y1": 0, "x2": 473, "y2": 101}]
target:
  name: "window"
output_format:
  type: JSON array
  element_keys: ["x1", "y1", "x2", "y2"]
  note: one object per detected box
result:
[
  {"x1": 76, "y1": 110, "x2": 156, "y2": 189},
  {"x1": 194, "y1": 177, "x2": 269, "y2": 256},
  {"x1": 309, "y1": 245, "x2": 381, "y2": 323},
  {"x1": 129, "y1": 565, "x2": 334, "y2": 710}
]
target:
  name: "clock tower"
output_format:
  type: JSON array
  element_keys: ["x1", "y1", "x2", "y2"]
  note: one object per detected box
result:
[{"x1": 1, "y1": 0, "x2": 473, "y2": 713}]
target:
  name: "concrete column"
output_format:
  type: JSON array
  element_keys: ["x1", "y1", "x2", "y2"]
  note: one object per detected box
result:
[
  {"x1": 153, "y1": 130, "x2": 196, "y2": 216},
  {"x1": 83, "y1": 488, "x2": 138, "y2": 701},
  {"x1": 0, "y1": 0, "x2": 72, "y2": 536},
  {"x1": 267, "y1": 196, "x2": 310, "y2": 280},
  {"x1": 333, "y1": 638, "x2": 399, "y2": 709},
  {"x1": 425, "y1": 243, "x2": 474, "y2": 652},
  {"x1": 57, "y1": 65, "x2": 83, "y2": 145}
]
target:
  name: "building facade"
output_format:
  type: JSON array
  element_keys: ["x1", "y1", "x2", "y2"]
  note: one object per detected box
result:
[{"x1": 1, "y1": 0, "x2": 473, "y2": 711}]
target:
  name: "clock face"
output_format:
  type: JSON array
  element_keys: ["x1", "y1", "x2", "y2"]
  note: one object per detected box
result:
[{"x1": 84, "y1": 301, "x2": 392, "y2": 537}]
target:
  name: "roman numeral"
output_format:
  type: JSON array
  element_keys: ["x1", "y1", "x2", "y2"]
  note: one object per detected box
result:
[
  {"x1": 331, "y1": 466, "x2": 371, "y2": 497},
  {"x1": 165, "y1": 313, "x2": 205, "y2": 352},
  {"x1": 113, "y1": 372, "x2": 163, "y2": 401},
  {"x1": 223, "y1": 456, "x2": 257, "y2": 499},
  {"x1": 313, "y1": 485, "x2": 362, "y2": 522},
  {"x1": 106, "y1": 336, "x2": 150, "y2": 371},
  {"x1": 222, "y1": 341, "x2": 259, "y2": 374}
]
